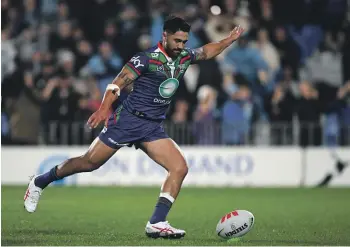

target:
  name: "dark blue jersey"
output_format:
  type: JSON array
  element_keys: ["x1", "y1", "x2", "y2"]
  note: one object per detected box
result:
[
  {"x1": 122, "y1": 42, "x2": 199, "y2": 120},
  {"x1": 111, "y1": 88, "x2": 129, "y2": 111}
]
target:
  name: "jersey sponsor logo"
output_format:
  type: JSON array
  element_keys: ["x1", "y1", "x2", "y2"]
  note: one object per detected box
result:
[
  {"x1": 159, "y1": 78, "x2": 179, "y2": 98},
  {"x1": 153, "y1": 98, "x2": 172, "y2": 104},
  {"x1": 130, "y1": 56, "x2": 145, "y2": 68},
  {"x1": 108, "y1": 138, "x2": 118, "y2": 145},
  {"x1": 107, "y1": 137, "x2": 130, "y2": 146}
]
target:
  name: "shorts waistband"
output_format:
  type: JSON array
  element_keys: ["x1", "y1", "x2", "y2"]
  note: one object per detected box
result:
[{"x1": 124, "y1": 107, "x2": 163, "y2": 123}]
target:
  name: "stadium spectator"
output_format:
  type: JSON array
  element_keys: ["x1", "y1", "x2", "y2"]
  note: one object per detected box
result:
[
  {"x1": 85, "y1": 41, "x2": 123, "y2": 95},
  {"x1": 8, "y1": 71, "x2": 42, "y2": 145},
  {"x1": 221, "y1": 72, "x2": 253, "y2": 145},
  {"x1": 40, "y1": 0, "x2": 58, "y2": 23},
  {"x1": 193, "y1": 85, "x2": 219, "y2": 145},
  {"x1": 49, "y1": 21, "x2": 76, "y2": 53},
  {"x1": 171, "y1": 99, "x2": 194, "y2": 145},
  {"x1": 325, "y1": 82, "x2": 350, "y2": 146},
  {"x1": 223, "y1": 35, "x2": 269, "y2": 120},
  {"x1": 172, "y1": 99, "x2": 190, "y2": 124},
  {"x1": 264, "y1": 82, "x2": 296, "y2": 145},
  {"x1": 103, "y1": 21, "x2": 120, "y2": 54},
  {"x1": 250, "y1": 28, "x2": 280, "y2": 92},
  {"x1": 75, "y1": 39, "x2": 93, "y2": 74},
  {"x1": 296, "y1": 81, "x2": 323, "y2": 146},
  {"x1": 300, "y1": 34, "x2": 343, "y2": 89},
  {"x1": 1, "y1": 29, "x2": 17, "y2": 81},
  {"x1": 271, "y1": 26, "x2": 301, "y2": 77}
]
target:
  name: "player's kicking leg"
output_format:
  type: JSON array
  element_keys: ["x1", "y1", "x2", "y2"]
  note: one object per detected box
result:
[
  {"x1": 24, "y1": 137, "x2": 119, "y2": 213},
  {"x1": 140, "y1": 138, "x2": 188, "y2": 239}
]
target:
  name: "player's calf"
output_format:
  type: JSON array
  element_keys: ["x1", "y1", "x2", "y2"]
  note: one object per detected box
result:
[
  {"x1": 34, "y1": 155, "x2": 102, "y2": 190},
  {"x1": 34, "y1": 138, "x2": 116, "y2": 190}
]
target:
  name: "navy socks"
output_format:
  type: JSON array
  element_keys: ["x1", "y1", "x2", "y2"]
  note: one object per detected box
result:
[
  {"x1": 149, "y1": 194, "x2": 175, "y2": 224},
  {"x1": 34, "y1": 166, "x2": 61, "y2": 189}
]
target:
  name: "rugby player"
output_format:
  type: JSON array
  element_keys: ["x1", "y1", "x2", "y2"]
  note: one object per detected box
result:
[{"x1": 24, "y1": 16, "x2": 244, "y2": 239}]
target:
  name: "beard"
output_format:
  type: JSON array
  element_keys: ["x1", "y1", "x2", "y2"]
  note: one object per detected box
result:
[{"x1": 165, "y1": 47, "x2": 182, "y2": 58}]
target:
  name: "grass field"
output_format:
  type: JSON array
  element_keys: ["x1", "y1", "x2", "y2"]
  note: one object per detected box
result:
[{"x1": 2, "y1": 186, "x2": 350, "y2": 246}]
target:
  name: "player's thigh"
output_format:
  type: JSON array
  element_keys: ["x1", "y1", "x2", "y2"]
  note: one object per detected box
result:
[
  {"x1": 140, "y1": 138, "x2": 187, "y2": 173},
  {"x1": 82, "y1": 137, "x2": 119, "y2": 166}
]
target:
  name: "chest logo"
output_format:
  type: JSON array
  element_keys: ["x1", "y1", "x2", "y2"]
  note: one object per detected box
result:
[{"x1": 159, "y1": 78, "x2": 179, "y2": 98}]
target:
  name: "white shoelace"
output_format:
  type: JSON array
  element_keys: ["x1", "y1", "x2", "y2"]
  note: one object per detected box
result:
[{"x1": 30, "y1": 190, "x2": 41, "y2": 203}]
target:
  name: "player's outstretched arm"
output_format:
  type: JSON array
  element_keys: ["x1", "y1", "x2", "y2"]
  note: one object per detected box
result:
[
  {"x1": 193, "y1": 25, "x2": 244, "y2": 61},
  {"x1": 87, "y1": 66, "x2": 137, "y2": 128}
]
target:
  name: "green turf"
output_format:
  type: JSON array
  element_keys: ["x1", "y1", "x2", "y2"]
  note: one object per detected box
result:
[{"x1": 2, "y1": 186, "x2": 350, "y2": 246}]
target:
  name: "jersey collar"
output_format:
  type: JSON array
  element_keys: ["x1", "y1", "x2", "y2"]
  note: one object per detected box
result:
[{"x1": 156, "y1": 42, "x2": 172, "y2": 62}]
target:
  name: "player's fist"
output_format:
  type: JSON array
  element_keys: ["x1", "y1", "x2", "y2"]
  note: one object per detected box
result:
[
  {"x1": 87, "y1": 108, "x2": 110, "y2": 129},
  {"x1": 229, "y1": 25, "x2": 244, "y2": 41}
]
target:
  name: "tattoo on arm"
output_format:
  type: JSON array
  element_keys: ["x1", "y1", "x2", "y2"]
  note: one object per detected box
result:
[
  {"x1": 193, "y1": 39, "x2": 232, "y2": 61},
  {"x1": 112, "y1": 71, "x2": 134, "y2": 88},
  {"x1": 119, "y1": 72, "x2": 134, "y2": 86},
  {"x1": 194, "y1": 47, "x2": 207, "y2": 61}
]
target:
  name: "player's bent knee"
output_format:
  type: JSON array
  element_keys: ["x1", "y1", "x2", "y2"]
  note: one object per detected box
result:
[{"x1": 172, "y1": 163, "x2": 188, "y2": 178}]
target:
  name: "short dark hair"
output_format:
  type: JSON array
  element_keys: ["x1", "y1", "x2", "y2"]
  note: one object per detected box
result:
[{"x1": 163, "y1": 16, "x2": 191, "y2": 34}]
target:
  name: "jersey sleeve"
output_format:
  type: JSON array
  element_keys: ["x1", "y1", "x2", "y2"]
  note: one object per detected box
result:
[
  {"x1": 186, "y1": 47, "x2": 199, "y2": 64},
  {"x1": 125, "y1": 52, "x2": 149, "y2": 78}
]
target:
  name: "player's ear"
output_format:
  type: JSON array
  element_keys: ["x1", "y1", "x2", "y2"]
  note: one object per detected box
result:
[{"x1": 162, "y1": 31, "x2": 167, "y2": 42}]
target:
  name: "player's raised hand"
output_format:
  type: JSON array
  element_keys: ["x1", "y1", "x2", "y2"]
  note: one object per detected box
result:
[
  {"x1": 87, "y1": 108, "x2": 110, "y2": 129},
  {"x1": 228, "y1": 25, "x2": 244, "y2": 42}
]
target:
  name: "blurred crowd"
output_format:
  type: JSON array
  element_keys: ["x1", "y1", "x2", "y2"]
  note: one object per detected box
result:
[{"x1": 2, "y1": 0, "x2": 350, "y2": 146}]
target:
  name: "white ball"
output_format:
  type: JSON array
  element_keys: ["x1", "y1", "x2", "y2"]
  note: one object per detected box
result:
[{"x1": 216, "y1": 210, "x2": 255, "y2": 239}]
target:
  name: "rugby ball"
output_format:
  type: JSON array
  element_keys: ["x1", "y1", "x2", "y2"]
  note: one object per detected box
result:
[{"x1": 216, "y1": 210, "x2": 254, "y2": 239}]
